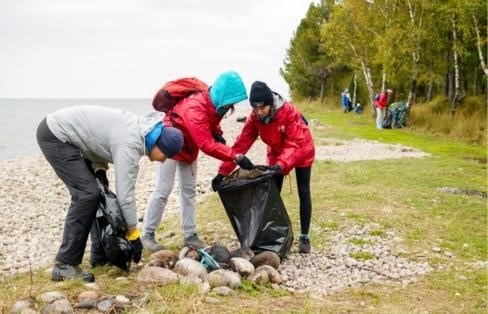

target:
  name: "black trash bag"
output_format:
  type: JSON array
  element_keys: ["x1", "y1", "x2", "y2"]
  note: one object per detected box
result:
[
  {"x1": 215, "y1": 167, "x2": 293, "y2": 259},
  {"x1": 92, "y1": 179, "x2": 133, "y2": 271}
]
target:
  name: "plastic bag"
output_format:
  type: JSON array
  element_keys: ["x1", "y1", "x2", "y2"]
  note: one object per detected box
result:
[
  {"x1": 216, "y1": 167, "x2": 293, "y2": 259},
  {"x1": 92, "y1": 179, "x2": 133, "y2": 271}
]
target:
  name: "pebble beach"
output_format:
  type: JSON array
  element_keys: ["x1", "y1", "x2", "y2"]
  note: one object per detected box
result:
[{"x1": 0, "y1": 107, "x2": 434, "y2": 296}]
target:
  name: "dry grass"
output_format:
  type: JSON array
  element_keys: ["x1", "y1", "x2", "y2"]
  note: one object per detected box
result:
[{"x1": 409, "y1": 96, "x2": 487, "y2": 145}]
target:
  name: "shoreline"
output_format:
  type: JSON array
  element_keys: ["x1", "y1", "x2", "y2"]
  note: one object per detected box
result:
[
  {"x1": 0, "y1": 110, "x2": 267, "y2": 277},
  {"x1": 0, "y1": 112, "x2": 430, "y2": 277}
]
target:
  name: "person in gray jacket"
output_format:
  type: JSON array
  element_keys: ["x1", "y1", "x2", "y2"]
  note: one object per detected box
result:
[{"x1": 36, "y1": 105, "x2": 183, "y2": 282}]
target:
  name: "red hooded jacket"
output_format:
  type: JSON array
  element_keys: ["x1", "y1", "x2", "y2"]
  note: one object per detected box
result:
[
  {"x1": 218, "y1": 101, "x2": 315, "y2": 176},
  {"x1": 374, "y1": 91, "x2": 389, "y2": 110},
  {"x1": 164, "y1": 91, "x2": 237, "y2": 164}
]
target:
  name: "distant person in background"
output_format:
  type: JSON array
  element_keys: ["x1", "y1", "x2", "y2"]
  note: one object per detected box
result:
[
  {"x1": 212, "y1": 81, "x2": 315, "y2": 254},
  {"x1": 341, "y1": 88, "x2": 352, "y2": 113},
  {"x1": 374, "y1": 89, "x2": 393, "y2": 129},
  {"x1": 354, "y1": 103, "x2": 363, "y2": 114},
  {"x1": 141, "y1": 71, "x2": 255, "y2": 253},
  {"x1": 36, "y1": 105, "x2": 184, "y2": 282}
]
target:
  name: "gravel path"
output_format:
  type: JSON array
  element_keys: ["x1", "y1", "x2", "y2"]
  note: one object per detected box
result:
[{"x1": 0, "y1": 106, "x2": 433, "y2": 294}]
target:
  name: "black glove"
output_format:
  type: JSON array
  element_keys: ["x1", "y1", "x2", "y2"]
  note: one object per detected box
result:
[
  {"x1": 236, "y1": 155, "x2": 254, "y2": 170},
  {"x1": 268, "y1": 164, "x2": 282, "y2": 174},
  {"x1": 94, "y1": 169, "x2": 109, "y2": 187},
  {"x1": 212, "y1": 174, "x2": 225, "y2": 191},
  {"x1": 213, "y1": 133, "x2": 226, "y2": 144},
  {"x1": 130, "y1": 238, "x2": 143, "y2": 263}
]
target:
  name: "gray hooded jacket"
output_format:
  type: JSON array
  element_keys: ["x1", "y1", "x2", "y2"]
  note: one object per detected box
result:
[{"x1": 47, "y1": 105, "x2": 163, "y2": 228}]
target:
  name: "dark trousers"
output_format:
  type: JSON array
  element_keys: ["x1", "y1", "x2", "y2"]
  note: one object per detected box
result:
[
  {"x1": 273, "y1": 167, "x2": 312, "y2": 235},
  {"x1": 36, "y1": 118, "x2": 100, "y2": 265}
]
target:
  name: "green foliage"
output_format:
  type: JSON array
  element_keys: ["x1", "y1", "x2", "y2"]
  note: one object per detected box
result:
[
  {"x1": 284, "y1": 0, "x2": 488, "y2": 107},
  {"x1": 281, "y1": 2, "x2": 337, "y2": 100}
]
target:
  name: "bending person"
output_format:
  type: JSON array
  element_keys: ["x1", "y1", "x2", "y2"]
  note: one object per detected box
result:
[
  {"x1": 36, "y1": 105, "x2": 183, "y2": 281},
  {"x1": 141, "y1": 71, "x2": 255, "y2": 252}
]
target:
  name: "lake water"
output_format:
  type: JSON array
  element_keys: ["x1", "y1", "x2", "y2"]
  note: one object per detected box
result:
[{"x1": 0, "y1": 99, "x2": 152, "y2": 160}]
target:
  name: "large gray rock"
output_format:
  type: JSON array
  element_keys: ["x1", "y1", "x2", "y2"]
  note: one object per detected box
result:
[{"x1": 136, "y1": 266, "x2": 179, "y2": 284}]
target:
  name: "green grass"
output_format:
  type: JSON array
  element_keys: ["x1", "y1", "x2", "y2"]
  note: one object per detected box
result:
[
  {"x1": 349, "y1": 238, "x2": 373, "y2": 246},
  {"x1": 1, "y1": 99, "x2": 486, "y2": 313},
  {"x1": 349, "y1": 252, "x2": 376, "y2": 261}
]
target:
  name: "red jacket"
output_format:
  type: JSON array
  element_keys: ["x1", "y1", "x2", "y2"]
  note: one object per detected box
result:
[
  {"x1": 374, "y1": 92, "x2": 389, "y2": 110},
  {"x1": 219, "y1": 101, "x2": 315, "y2": 176},
  {"x1": 164, "y1": 91, "x2": 237, "y2": 164}
]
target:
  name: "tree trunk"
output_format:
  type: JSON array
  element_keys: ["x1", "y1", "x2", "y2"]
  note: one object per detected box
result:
[
  {"x1": 426, "y1": 61, "x2": 433, "y2": 102},
  {"x1": 320, "y1": 79, "x2": 325, "y2": 104},
  {"x1": 473, "y1": 67, "x2": 478, "y2": 95},
  {"x1": 352, "y1": 73, "x2": 357, "y2": 107},
  {"x1": 406, "y1": 0, "x2": 420, "y2": 111},
  {"x1": 473, "y1": 15, "x2": 488, "y2": 77},
  {"x1": 450, "y1": 16, "x2": 461, "y2": 117},
  {"x1": 406, "y1": 80, "x2": 417, "y2": 112},
  {"x1": 348, "y1": 42, "x2": 375, "y2": 113},
  {"x1": 381, "y1": 72, "x2": 386, "y2": 92}
]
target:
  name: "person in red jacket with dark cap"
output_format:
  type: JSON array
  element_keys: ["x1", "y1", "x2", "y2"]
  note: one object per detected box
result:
[{"x1": 212, "y1": 81, "x2": 315, "y2": 253}]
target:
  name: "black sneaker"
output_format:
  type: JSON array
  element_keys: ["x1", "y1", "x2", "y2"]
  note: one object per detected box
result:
[
  {"x1": 184, "y1": 233, "x2": 206, "y2": 249},
  {"x1": 299, "y1": 236, "x2": 311, "y2": 254},
  {"x1": 51, "y1": 263, "x2": 95, "y2": 282}
]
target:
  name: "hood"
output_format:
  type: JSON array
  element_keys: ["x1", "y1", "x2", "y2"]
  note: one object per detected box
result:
[{"x1": 209, "y1": 71, "x2": 248, "y2": 109}]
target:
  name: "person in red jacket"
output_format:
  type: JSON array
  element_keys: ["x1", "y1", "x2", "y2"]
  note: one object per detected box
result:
[
  {"x1": 141, "y1": 71, "x2": 255, "y2": 252},
  {"x1": 374, "y1": 88, "x2": 393, "y2": 129},
  {"x1": 212, "y1": 81, "x2": 315, "y2": 253}
]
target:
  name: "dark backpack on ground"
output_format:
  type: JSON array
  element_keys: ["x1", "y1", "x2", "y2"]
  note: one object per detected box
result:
[
  {"x1": 382, "y1": 109, "x2": 394, "y2": 129},
  {"x1": 152, "y1": 77, "x2": 209, "y2": 112},
  {"x1": 392, "y1": 102, "x2": 407, "y2": 128}
]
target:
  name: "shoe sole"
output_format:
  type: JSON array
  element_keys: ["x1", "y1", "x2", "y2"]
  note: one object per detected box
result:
[{"x1": 51, "y1": 274, "x2": 95, "y2": 282}]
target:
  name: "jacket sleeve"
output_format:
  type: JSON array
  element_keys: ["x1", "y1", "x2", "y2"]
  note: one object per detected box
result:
[
  {"x1": 182, "y1": 103, "x2": 236, "y2": 162},
  {"x1": 112, "y1": 145, "x2": 140, "y2": 229},
  {"x1": 218, "y1": 115, "x2": 259, "y2": 175},
  {"x1": 274, "y1": 110, "x2": 307, "y2": 175}
]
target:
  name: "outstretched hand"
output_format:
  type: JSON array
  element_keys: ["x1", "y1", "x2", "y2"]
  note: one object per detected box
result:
[{"x1": 236, "y1": 155, "x2": 254, "y2": 170}]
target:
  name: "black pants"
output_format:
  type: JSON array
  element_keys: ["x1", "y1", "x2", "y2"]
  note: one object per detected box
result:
[
  {"x1": 273, "y1": 167, "x2": 312, "y2": 235},
  {"x1": 36, "y1": 118, "x2": 100, "y2": 266}
]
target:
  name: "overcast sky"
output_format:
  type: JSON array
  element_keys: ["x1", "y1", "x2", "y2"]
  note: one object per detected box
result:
[{"x1": 0, "y1": 0, "x2": 314, "y2": 98}]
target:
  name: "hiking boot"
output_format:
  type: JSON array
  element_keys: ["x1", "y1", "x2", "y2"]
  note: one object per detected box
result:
[
  {"x1": 51, "y1": 263, "x2": 95, "y2": 282},
  {"x1": 141, "y1": 233, "x2": 164, "y2": 253},
  {"x1": 299, "y1": 235, "x2": 311, "y2": 254},
  {"x1": 184, "y1": 233, "x2": 206, "y2": 249}
]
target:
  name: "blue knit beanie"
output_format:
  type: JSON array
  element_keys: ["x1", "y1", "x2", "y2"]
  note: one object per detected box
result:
[{"x1": 156, "y1": 126, "x2": 184, "y2": 158}]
